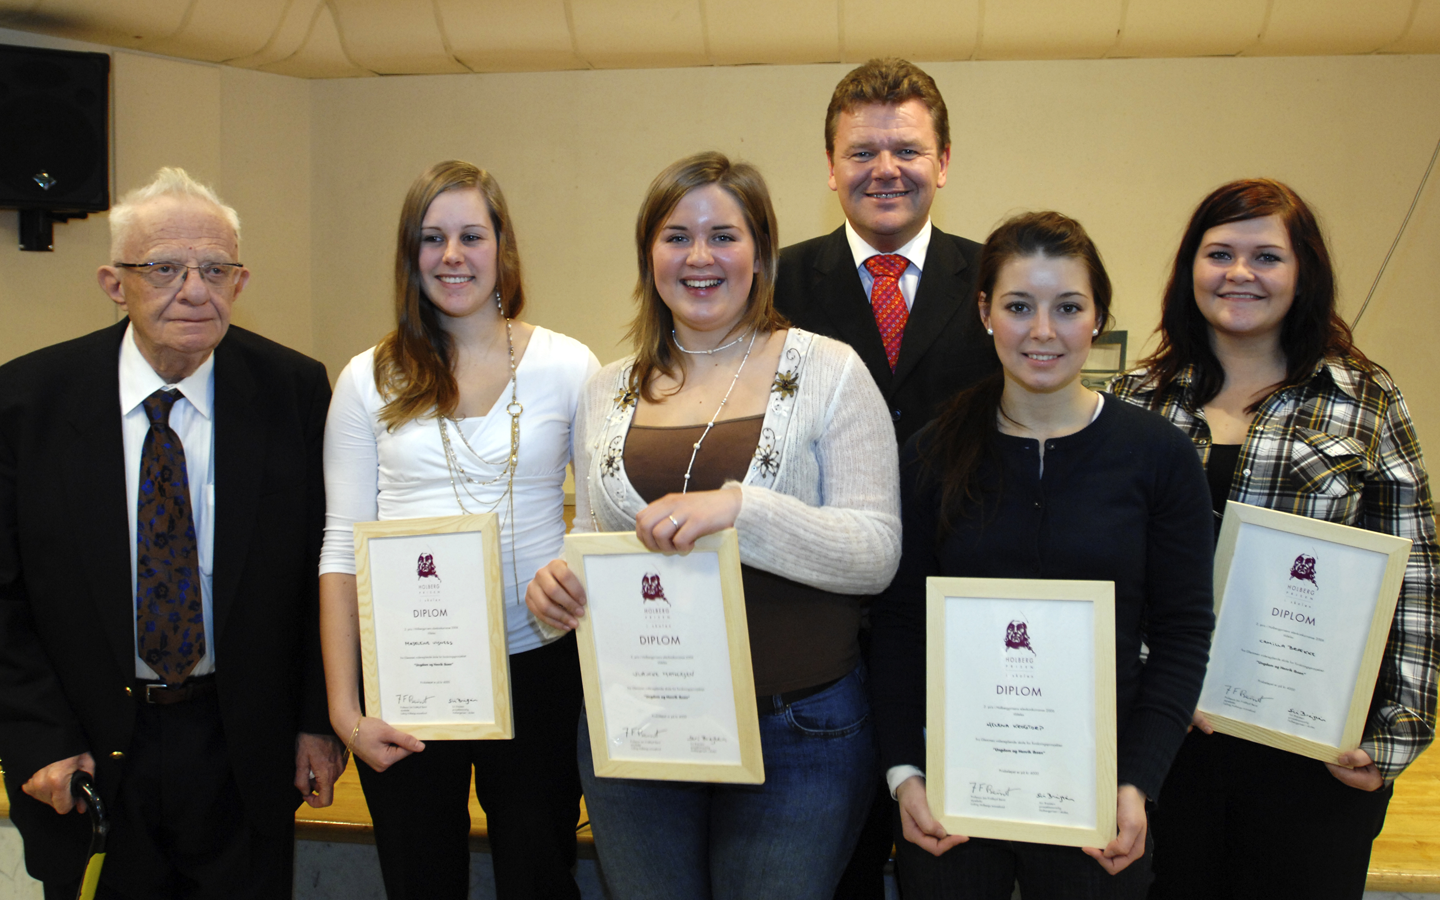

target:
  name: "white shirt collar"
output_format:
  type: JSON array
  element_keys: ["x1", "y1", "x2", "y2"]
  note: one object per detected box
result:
[
  {"x1": 118, "y1": 322, "x2": 216, "y2": 419},
  {"x1": 844, "y1": 218, "x2": 934, "y2": 273}
]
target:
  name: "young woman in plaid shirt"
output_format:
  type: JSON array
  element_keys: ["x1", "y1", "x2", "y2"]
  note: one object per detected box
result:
[{"x1": 1112, "y1": 178, "x2": 1438, "y2": 900}]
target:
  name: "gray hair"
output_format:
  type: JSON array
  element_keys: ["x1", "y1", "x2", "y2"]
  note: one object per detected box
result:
[{"x1": 108, "y1": 167, "x2": 241, "y2": 261}]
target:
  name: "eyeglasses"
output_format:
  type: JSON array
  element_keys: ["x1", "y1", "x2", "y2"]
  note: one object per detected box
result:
[{"x1": 114, "y1": 261, "x2": 245, "y2": 289}]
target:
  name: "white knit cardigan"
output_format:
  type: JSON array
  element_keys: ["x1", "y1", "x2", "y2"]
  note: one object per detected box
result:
[{"x1": 575, "y1": 328, "x2": 901, "y2": 595}]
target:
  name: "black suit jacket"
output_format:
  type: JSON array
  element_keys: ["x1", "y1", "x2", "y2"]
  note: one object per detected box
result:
[
  {"x1": 0, "y1": 320, "x2": 330, "y2": 881},
  {"x1": 775, "y1": 224, "x2": 998, "y2": 446}
]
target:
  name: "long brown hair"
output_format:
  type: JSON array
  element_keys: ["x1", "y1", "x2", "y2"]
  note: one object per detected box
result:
[
  {"x1": 1135, "y1": 178, "x2": 1373, "y2": 410},
  {"x1": 373, "y1": 160, "x2": 526, "y2": 428},
  {"x1": 920, "y1": 211, "x2": 1112, "y2": 530},
  {"x1": 626, "y1": 151, "x2": 786, "y2": 401}
]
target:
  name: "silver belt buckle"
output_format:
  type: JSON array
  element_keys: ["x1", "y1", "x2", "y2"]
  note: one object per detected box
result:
[{"x1": 144, "y1": 683, "x2": 170, "y2": 703}]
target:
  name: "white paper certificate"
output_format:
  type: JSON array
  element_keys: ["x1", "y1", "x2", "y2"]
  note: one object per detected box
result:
[
  {"x1": 354, "y1": 514, "x2": 512, "y2": 740},
  {"x1": 927, "y1": 578, "x2": 1116, "y2": 847},
  {"x1": 569, "y1": 530, "x2": 764, "y2": 784},
  {"x1": 1200, "y1": 503, "x2": 1410, "y2": 759}
]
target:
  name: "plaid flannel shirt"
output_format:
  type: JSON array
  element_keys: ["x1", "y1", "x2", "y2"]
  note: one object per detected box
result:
[{"x1": 1111, "y1": 357, "x2": 1439, "y2": 781}]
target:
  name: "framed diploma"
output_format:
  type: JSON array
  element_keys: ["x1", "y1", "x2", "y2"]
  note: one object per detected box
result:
[
  {"x1": 926, "y1": 578, "x2": 1117, "y2": 848},
  {"x1": 567, "y1": 528, "x2": 764, "y2": 784},
  {"x1": 353, "y1": 514, "x2": 512, "y2": 740},
  {"x1": 1199, "y1": 501, "x2": 1411, "y2": 762}
]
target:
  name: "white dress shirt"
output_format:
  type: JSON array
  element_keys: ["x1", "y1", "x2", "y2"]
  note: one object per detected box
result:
[
  {"x1": 844, "y1": 219, "x2": 934, "y2": 312},
  {"x1": 120, "y1": 324, "x2": 217, "y2": 679}
]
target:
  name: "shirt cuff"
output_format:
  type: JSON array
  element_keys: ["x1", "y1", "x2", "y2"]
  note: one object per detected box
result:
[{"x1": 886, "y1": 765, "x2": 925, "y2": 800}]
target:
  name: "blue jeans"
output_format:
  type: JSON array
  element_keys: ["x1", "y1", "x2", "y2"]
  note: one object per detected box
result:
[{"x1": 579, "y1": 665, "x2": 878, "y2": 900}]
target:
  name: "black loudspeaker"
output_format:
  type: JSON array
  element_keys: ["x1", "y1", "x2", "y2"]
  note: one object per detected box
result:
[{"x1": 0, "y1": 43, "x2": 110, "y2": 249}]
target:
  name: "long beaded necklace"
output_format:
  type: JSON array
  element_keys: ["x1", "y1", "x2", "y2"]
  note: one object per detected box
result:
[
  {"x1": 678, "y1": 329, "x2": 759, "y2": 494},
  {"x1": 438, "y1": 294, "x2": 523, "y2": 600}
]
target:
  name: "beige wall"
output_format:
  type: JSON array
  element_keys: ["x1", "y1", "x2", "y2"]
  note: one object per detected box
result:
[
  {"x1": 308, "y1": 55, "x2": 1440, "y2": 454},
  {"x1": 2, "y1": 28, "x2": 1437, "y2": 458},
  {"x1": 0, "y1": 27, "x2": 311, "y2": 363}
]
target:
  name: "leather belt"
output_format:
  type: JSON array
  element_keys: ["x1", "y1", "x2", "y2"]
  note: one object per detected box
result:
[
  {"x1": 139, "y1": 675, "x2": 217, "y2": 706},
  {"x1": 761, "y1": 675, "x2": 842, "y2": 709}
]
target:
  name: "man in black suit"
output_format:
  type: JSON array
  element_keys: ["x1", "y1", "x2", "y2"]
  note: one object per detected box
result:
[
  {"x1": 774, "y1": 59, "x2": 998, "y2": 899},
  {"x1": 776, "y1": 57, "x2": 996, "y2": 448},
  {"x1": 0, "y1": 168, "x2": 344, "y2": 898}
]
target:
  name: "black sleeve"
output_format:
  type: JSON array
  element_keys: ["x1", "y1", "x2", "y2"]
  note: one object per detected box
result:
[{"x1": 870, "y1": 433, "x2": 941, "y2": 773}]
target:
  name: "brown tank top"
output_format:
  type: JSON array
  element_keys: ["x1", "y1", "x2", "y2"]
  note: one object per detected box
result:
[{"x1": 625, "y1": 417, "x2": 861, "y2": 694}]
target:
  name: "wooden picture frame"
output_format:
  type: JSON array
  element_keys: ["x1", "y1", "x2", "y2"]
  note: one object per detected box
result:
[
  {"x1": 354, "y1": 513, "x2": 512, "y2": 740},
  {"x1": 926, "y1": 577, "x2": 1117, "y2": 848},
  {"x1": 566, "y1": 528, "x2": 764, "y2": 784},
  {"x1": 1199, "y1": 501, "x2": 1411, "y2": 762}
]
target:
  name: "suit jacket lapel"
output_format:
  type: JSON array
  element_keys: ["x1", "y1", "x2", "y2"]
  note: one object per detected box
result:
[
  {"x1": 809, "y1": 227, "x2": 893, "y2": 392},
  {"x1": 211, "y1": 338, "x2": 264, "y2": 644},
  {"x1": 62, "y1": 322, "x2": 137, "y2": 678},
  {"x1": 894, "y1": 227, "x2": 970, "y2": 387}
]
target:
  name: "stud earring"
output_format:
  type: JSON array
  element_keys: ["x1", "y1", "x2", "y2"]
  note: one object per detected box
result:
[
  {"x1": 1092, "y1": 329, "x2": 1099, "y2": 337},
  {"x1": 986, "y1": 328, "x2": 994, "y2": 336}
]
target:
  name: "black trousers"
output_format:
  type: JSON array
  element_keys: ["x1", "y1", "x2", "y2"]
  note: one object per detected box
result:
[
  {"x1": 358, "y1": 632, "x2": 584, "y2": 900},
  {"x1": 42, "y1": 692, "x2": 293, "y2": 900},
  {"x1": 1148, "y1": 730, "x2": 1392, "y2": 900}
]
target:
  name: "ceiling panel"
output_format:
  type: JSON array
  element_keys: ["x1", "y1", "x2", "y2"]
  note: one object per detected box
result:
[
  {"x1": 1115, "y1": 0, "x2": 1267, "y2": 57},
  {"x1": 706, "y1": 0, "x2": 837, "y2": 65},
  {"x1": 15, "y1": 0, "x2": 189, "y2": 48},
  {"x1": 258, "y1": 1, "x2": 373, "y2": 78},
  {"x1": 1256, "y1": 0, "x2": 1413, "y2": 54},
  {"x1": 1387, "y1": 0, "x2": 1440, "y2": 52},
  {"x1": 141, "y1": 0, "x2": 290, "y2": 62},
  {"x1": 226, "y1": 0, "x2": 328, "y2": 68},
  {"x1": 329, "y1": 0, "x2": 467, "y2": 74},
  {"x1": 437, "y1": 0, "x2": 585, "y2": 72},
  {"x1": 840, "y1": 0, "x2": 980, "y2": 62},
  {"x1": 569, "y1": 0, "x2": 709, "y2": 68},
  {"x1": 978, "y1": 0, "x2": 1125, "y2": 60}
]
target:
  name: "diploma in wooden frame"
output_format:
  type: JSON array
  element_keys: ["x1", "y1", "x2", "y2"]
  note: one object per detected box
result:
[
  {"x1": 354, "y1": 514, "x2": 512, "y2": 740},
  {"x1": 926, "y1": 577, "x2": 1117, "y2": 848},
  {"x1": 1199, "y1": 501, "x2": 1411, "y2": 762},
  {"x1": 567, "y1": 528, "x2": 764, "y2": 784}
]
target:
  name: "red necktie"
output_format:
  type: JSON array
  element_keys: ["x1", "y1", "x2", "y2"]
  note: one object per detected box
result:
[
  {"x1": 135, "y1": 389, "x2": 205, "y2": 683},
  {"x1": 865, "y1": 254, "x2": 910, "y2": 371}
]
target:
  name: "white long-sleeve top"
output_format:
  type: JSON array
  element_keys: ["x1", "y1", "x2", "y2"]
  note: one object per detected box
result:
[
  {"x1": 320, "y1": 327, "x2": 600, "y2": 654},
  {"x1": 577, "y1": 328, "x2": 901, "y2": 596}
]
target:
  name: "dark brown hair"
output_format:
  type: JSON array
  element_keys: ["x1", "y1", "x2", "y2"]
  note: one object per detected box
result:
[
  {"x1": 1135, "y1": 178, "x2": 1372, "y2": 410},
  {"x1": 373, "y1": 160, "x2": 526, "y2": 427},
  {"x1": 825, "y1": 58, "x2": 950, "y2": 156},
  {"x1": 921, "y1": 211, "x2": 1111, "y2": 530},
  {"x1": 626, "y1": 151, "x2": 786, "y2": 401}
]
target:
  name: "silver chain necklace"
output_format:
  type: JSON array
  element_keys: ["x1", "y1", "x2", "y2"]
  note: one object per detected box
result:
[
  {"x1": 672, "y1": 328, "x2": 747, "y2": 355},
  {"x1": 679, "y1": 330, "x2": 759, "y2": 493},
  {"x1": 438, "y1": 296, "x2": 523, "y2": 601}
]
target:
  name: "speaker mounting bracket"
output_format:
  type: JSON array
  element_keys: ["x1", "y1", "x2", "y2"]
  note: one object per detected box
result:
[{"x1": 18, "y1": 209, "x2": 89, "y2": 252}]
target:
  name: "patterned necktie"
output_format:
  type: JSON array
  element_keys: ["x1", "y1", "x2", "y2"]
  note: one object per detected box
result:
[
  {"x1": 865, "y1": 254, "x2": 910, "y2": 371},
  {"x1": 135, "y1": 389, "x2": 205, "y2": 683}
]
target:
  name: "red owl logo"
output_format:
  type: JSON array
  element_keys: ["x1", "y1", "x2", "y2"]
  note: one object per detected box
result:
[
  {"x1": 1005, "y1": 619, "x2": 1035, "y2": 653},
  {"x1": 641, "y1": 572, "x2": 669, "y2": 605},
  {"x1": 1289, "y1": 554, "x2": 1317, "y2": 586},
  {"x1": 417, "y1": 553, "x2": 439, "y2": 581}
]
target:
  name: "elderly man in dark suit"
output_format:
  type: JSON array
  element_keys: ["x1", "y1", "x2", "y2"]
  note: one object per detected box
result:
[
  {"x1": 0, "y1": 168, "x2": 345, "y2": 899},
  {"x1": 775, "y1": 59, "x2": 999, "y2": 899}
]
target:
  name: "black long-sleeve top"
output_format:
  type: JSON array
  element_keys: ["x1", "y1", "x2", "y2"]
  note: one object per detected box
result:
[{"x1": 870, "y1": 395, "x2": 1216, "y2": 799}]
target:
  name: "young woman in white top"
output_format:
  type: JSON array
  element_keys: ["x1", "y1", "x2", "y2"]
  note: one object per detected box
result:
[{"x1": 318, "y1": 160, "x2": 598, "y2": 899}]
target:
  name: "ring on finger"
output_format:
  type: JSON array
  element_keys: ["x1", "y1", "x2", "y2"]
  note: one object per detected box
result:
[{"x1": 668, "y1": 515, "x2": 681, "y2": 530}]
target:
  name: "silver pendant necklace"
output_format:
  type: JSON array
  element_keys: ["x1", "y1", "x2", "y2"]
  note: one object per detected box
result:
[
  {"x1": 679, "y1": 330, "x2": 759, "y2": 493},
  {"x1": 673, "y1": 328, "x2": 747, "y2": 355}
]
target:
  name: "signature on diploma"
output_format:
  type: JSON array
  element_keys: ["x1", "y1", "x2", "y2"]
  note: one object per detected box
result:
[
  {"x1": 1288, "y1": 708, "x2": 1325, "y2": 723},
  {"x1": 1036, "y1": 792, "x2": 1075, "y2": 804},
  {"x1": 620, "y1": 724, "x2": 665, "y2": 739},
  {"x1": 394, "y1": 693, "x2": 433, "y2": 705},
  {"x1": 969, "y1": 782, "x2": 1019, "y2": 797},
  {"x1": 1224, "y1": 685, "x2": 1272, "y2": 705},
  {"x1": 448, "y1": 697, "x2": 478, "y2": 705}
]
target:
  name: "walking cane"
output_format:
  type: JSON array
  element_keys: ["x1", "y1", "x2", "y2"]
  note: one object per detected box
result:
[{"x1": 69, "y1": 771, "x2": 108, "y2": 900}]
